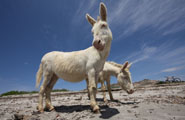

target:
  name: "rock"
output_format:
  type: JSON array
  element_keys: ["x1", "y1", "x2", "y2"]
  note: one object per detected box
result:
[
  {"x1": 127, "y1": 110, "x2": 132, "y2": 113},
  {"x1": 14, "y1": 114, "x2": 24, "y2": 120},
  {"x1": 132, "y1": 105, "x2": 139, "y2": 108}
]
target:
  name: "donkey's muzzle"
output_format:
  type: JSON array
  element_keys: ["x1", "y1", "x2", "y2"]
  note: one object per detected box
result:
[
  {"x1": 93, "y1": 40, "x2": 105, "y2": 51},
  {"x1": 127, "y1": 89, "x2": 134, "y2": 94}
]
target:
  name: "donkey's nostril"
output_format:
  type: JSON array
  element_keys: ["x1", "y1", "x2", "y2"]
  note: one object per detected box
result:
[{"x1": 98, "y1": 40, "x2": 101, "y2": 44}]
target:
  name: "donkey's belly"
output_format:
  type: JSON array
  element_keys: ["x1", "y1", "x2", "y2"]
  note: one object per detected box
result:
[{"x1": 56, "y1": 72, "x2": 86, "y2": 82}]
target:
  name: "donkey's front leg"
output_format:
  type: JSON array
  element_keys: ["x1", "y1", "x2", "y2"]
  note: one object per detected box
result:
[
  {"x1": 100, "y1": 80, "x2": 108, "y2": 103},
  {"x1": 106, "y1": 76, "x2": 114, "y2": 101},
  {"x1": 88, "y1": 69, "x2": 100, "y2": 113},
  {"x1": 85, "y1": 78, "x2": 90, "y2": 100}
]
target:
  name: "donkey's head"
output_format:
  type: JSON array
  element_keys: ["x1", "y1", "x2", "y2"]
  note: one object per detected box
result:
[
  {"x1": 86, "y1": 3, "x2": 112, "y2": 51},
  {"x1": 117, "y1": 61, "x2": 134, "y2": 94}
]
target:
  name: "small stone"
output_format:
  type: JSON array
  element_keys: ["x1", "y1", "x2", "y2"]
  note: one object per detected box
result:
[
  {"x1": 132, "y1": 105, "x2": 139, "y2": 108},
  {"x1": 56, "y1": 114, "x2": 60, "y2": 118},
  {"x1": 127, "y1": 110, "x2": 132, "y2": 113},
  {"x1": 14, "y1": 113, "x2": 24, "y2": 120},
  {"x1": 135, "y1": 113, "x2": 140, "y2": 118}
]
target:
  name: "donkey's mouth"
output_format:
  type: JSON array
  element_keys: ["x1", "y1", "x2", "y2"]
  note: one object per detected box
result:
[
  {"x1": 93, "y1": 42, "x2": 105, "y2": 51},
  {"x1": 126, "y1": 89, "x2": 134, "y2": 94}
]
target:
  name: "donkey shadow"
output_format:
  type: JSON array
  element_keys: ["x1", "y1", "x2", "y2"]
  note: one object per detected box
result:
[
  {"x1": 54, "y1": 104, "x2": 119, "y2": 119},
  {"x1": 96, "y1": 98, "x2": 139, "y2": 105},
  {"x1": 53, "y1": 98, "x2": 139, "y2": 119}
]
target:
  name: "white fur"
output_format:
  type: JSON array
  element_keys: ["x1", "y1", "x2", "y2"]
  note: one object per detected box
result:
[
  {"x1": 86, "y1": 61, "x2": 134, "y2": 102},
  {"x1": 36, "y1": 3, "x2": 112, "y2": 113}
]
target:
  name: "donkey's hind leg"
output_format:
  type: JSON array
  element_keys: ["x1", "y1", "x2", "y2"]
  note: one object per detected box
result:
[
  {"x1": 37, "y1": 71, "x2": 52, "y2": 112},
  {"x1": 106, "y1": 76, "x2": 114, "y2": 101},
  {"x1": 45, "y1": 74, "x2": 58, "y2": 111}
]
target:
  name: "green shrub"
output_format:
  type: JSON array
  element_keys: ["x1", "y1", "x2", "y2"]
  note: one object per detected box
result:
[
  {"x1": 157, "y1": 81, "x2": 166, "y2": 84},
  {"x1": 0, "y1": 91, "x2": 30, "y2": 96},
  {"x1": 52, "y1": 89, "x2": 69, "y2": 92},
  {"x1": 0, "y1": 89, "x2": 69, "y2": 97}
]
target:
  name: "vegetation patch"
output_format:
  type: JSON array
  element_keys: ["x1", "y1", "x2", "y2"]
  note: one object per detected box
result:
[
  {"x1": 0, "y1": 91, "x2": 37, "y2": 97},
  {"x1": 0, "y1": 89, "x2": 69, "y2": 97},
  {"x1": 51, "y1": 89, "x2": 69, "y2": 92},
  {"x1": 157, "y1": 81, "x2": 167, "y2": 84}
]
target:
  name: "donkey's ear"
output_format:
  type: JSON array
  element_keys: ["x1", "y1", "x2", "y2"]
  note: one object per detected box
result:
[
  {"x1": 86, "y1": 14, "x2": 96, "y2": 26},
  {"x1": 127, "y1": 63, "x2": 132, "y2": 70},
  {"x1": 100, "y1": 2, "x2": 107, "y2": 21},
  {"x1": 122, "y1": 61, "x2": 129, "y2": 71}
]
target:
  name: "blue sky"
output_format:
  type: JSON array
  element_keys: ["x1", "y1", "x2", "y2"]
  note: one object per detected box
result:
[{"x1": 0, "y1": 0, "x2": 185, "y2": 94}]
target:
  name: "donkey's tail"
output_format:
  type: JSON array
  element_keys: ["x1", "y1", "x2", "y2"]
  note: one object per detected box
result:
[{"x1": 36, "y1": 63, "x2": 43, "y2": 88}]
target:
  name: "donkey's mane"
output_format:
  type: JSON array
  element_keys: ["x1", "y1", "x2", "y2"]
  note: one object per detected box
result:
[{"x1": 107, "y1": 61, "x2": 122, "y2": 68}]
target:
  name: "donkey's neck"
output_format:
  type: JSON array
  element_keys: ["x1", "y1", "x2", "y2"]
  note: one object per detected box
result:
[
  {"x1": 104, "y1": 62, "x2": 121, "y2": 77},
  {"x1": 100, "y1": 40, "x2": 112, "y2": 60}
]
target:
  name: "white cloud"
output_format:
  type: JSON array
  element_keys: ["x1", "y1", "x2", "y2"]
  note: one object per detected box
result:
[
  {"x1": 115, "y1": 40, "x2": 185, "y2": 74},
  {"x1": 71, "y1": 1, "x2": 98, "y2": 26},
  {"x1": 163, "y1": 23, "x2": 185, "y2": 35},
  {"x1": 143, "y1": 46, "x2": 157, "y2": 54},
  {"x1": 132, "y1": 55, "x2": 148, "y2": 64},
  {"x1": 126, "y1": 45, "x2": 157, "y2": 64},
  {"x1": 109, "y1": 0, "x2": 185, "y2": 36},
  {"x1": 161, "y1": 66, "x2": 185, "y2": 73},
  {"x1": 158, "y1": 46, "x2": 185, "y2": 61}
]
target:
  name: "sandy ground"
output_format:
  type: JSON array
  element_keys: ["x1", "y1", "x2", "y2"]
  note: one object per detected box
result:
[{"x1": 0, "y1": 84, "x2": 185, "y2": 120}]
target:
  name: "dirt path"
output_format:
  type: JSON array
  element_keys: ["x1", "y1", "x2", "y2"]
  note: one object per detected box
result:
[{"x1": 0, "y1": 84, "x2": 185, "y2": 120}]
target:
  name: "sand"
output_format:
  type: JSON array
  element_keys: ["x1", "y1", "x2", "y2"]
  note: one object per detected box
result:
[{"x1": 0, "y1": 83, "x2": 185, "y2": 120}]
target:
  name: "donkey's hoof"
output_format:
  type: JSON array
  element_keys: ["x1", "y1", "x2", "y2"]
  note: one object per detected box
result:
[
  {"x1": 104, "y1": 99, "x2": 108, "y2": 104},
  {"x1": 94, "y1": 109, "x2": 100, "y2": 114},
  {"x1": 37, "y1": 109, "x2": 44, "y2": 113},
  {"x1": 49, "y1": 107, "x2": 55, "y2": 111},
  {"x1": 44, "y1": 106, "x2": 55, "y2": 112},
  {"x1": 39, "y1": 109, "x2": 44, "y2": 113},
  {"x1": 103, "y1": 98, "x2": 108, "y2": 102},
  {"x1": 93, "y1": 105, "x2": 100, "y2": 114},
  {"x1": 37, "y1": 106, "x2": 44, "y2": 113},
  {"x1": 48, "y1": 107, "x2": 55, "y2": 111}
]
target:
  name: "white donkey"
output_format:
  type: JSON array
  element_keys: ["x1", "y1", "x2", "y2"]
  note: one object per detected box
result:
[
  {"x1": 86, "y1": 61, "x2": 134, "y2": 102},
  {"x1": 36, "y1": 3, "x2": 112, "y2": 113}
]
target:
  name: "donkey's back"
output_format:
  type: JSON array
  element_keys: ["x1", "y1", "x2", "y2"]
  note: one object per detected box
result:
[{"x1": 41, "y1": 50, "x2": 87, "y2": 82}]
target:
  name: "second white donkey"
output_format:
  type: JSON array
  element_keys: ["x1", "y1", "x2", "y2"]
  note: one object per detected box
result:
[
  {"x1": 36, "y1": 3, "x2": 112, "y2": 113},
  {"x1": 86, "y1": 61, "x2": 134, "y2": 102}
]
